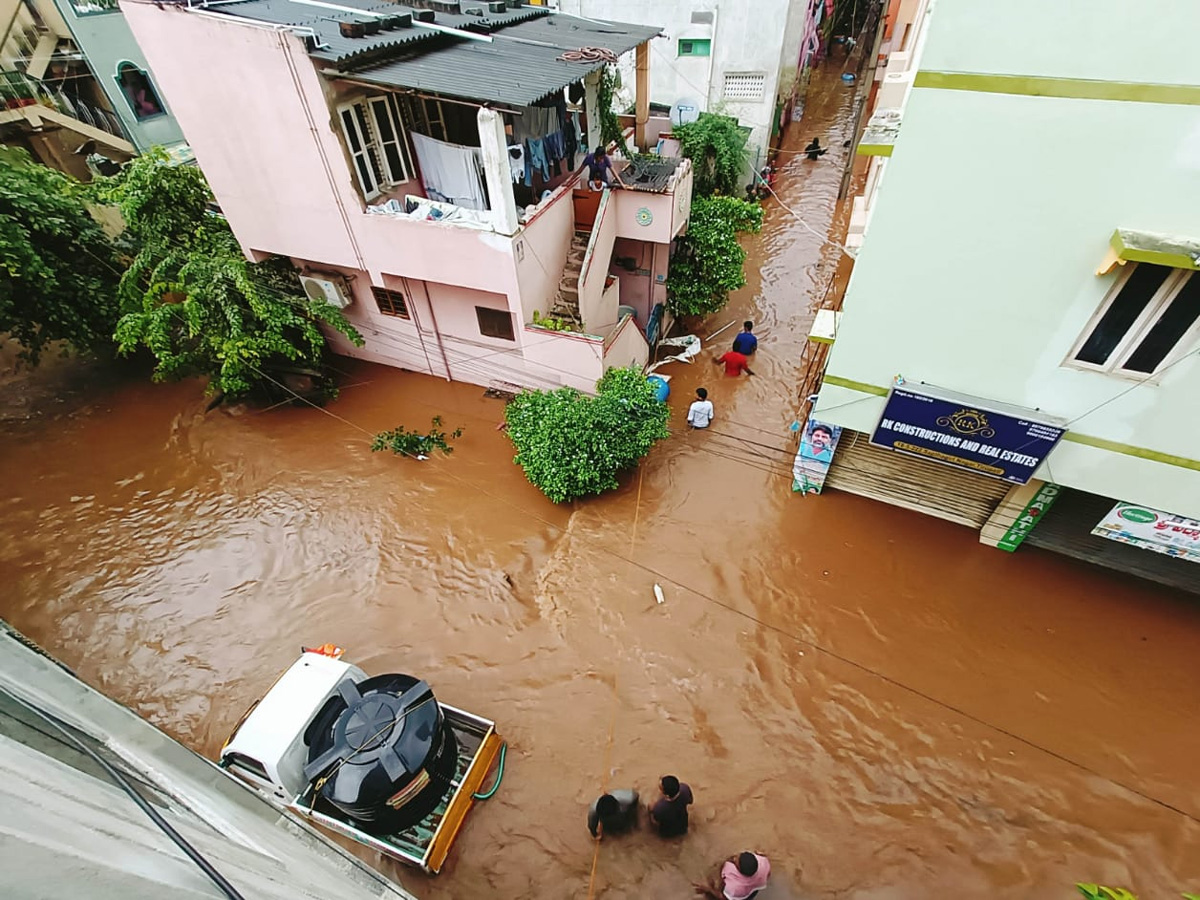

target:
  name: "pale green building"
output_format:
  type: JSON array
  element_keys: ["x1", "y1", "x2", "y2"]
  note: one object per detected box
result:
[{"x1": 812, "y1": 0, "x2": 1200, "y2": 590}]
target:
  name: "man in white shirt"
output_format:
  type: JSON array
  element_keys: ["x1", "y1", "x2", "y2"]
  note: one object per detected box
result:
[{"x1": 687, "y1": 387, "x2": 714, "y2": 429}]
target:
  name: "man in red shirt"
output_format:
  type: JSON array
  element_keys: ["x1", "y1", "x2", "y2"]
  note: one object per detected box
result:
[{"x1": 715, "y1": 350, "x2": 754, "y2": 377}]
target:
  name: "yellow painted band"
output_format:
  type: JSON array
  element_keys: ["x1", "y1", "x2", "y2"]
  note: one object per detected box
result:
[
  {"x1": 914, "y1": 71, "x2": 1200, "y2": 107},
  {"x1": 821, "y1": 375, "x2": 1200, "y2": 471},
  {"x1": 856, "y1": 143, "x2": 894, "y2": 157},
  {"x1": 1060, "y1": 432, "x2": 1200, "y2": 473}
]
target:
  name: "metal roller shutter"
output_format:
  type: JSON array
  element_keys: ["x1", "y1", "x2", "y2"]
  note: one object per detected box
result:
[{"x1": 826, "y1": 430, "x2": 1010, "y2": 528}]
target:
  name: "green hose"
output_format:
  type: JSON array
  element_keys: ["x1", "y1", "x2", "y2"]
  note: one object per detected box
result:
[{"x1": 472, "y1": 742, "x2": 506, "y2": 800}]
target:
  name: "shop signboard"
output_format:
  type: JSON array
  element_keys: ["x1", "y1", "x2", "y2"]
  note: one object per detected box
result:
[
  {"x1": 870, "y1": 385, "x2": 1065, "y2": 485},
  {"x1": 1091, "y1": 503, "x2": 1200, "y2": 564}
]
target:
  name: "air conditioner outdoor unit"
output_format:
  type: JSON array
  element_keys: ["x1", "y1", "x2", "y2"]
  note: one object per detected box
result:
[{"x1": 300, "y1": 274, "x2": 353, "y2": 309}]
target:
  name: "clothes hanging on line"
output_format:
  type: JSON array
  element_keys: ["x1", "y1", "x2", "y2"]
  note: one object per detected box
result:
[
  {"x1": 410, "y1": 132, "x2": 488, "y2": 210},
  {"x1": 507, "y1": 144, "x2": 525, "y2": 184},
  {"x1": 527, "y1": 137, "x2": 551, "y2": 181}
]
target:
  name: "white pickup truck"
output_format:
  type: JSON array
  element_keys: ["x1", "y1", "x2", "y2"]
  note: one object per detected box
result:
[{"x1": 217, "y1": 648, "x2": 504, "y2": 874}]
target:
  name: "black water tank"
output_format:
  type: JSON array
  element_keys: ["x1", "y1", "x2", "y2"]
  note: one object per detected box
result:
[{"x1": 303, "y1": 674, "x2": 458, "y2": 834}]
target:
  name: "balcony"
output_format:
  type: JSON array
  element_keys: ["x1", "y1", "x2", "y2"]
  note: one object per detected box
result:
[{"x1": 0, "y1": 69, "x2": 133, "y2": 154}]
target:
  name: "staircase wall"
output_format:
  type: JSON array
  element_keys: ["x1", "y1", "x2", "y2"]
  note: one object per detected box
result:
[
  {"x1": 514, "y1": 179, "x2": 575, "y2": 323},
  {"x1": 578, "y1": 190, "x2": 618, "y2": 334}
]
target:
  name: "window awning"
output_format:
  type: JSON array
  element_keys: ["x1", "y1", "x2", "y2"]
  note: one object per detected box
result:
[
  {"x1": 857, "y1": 108, "x2": 902, "y2": 157},
  {"x1": 1096, "y1": 228, "x2": 1200, "y2": 275}
]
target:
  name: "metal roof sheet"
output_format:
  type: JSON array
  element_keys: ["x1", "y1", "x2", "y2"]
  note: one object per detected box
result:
[
  {"x1": 339, "y1": 15, "x2": 659, "y2": 106},
  {"x1": 211, "y1": 0, "x2": 660, "y2": 107}
]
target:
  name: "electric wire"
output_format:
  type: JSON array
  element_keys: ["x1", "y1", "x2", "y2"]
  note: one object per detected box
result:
[
  {"x1": 239, "y1": 361, "x2": 1200, "y2": 827},
  {"x1": 5, "y1": 687, "x2": 248, "y2": 900}
]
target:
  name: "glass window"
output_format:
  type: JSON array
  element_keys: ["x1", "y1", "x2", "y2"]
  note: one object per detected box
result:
[
  {"x1": 476, "y1": 307, "x2": 515, "y2": 341},
  {"x1": 372, "y1": 286, "x2": 409, "y2": 318},
  {"x1": 678, "y1": 38, "x2": 711, "y2": 57},
  {"x1": 116, "y1": 64, "x2": 164, "y2": 120},
  {"x1": 1072, "y1": 262, "x2": 1200, "y2": 376}
]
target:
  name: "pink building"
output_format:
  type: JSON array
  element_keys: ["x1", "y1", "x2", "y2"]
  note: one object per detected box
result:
[{"x1": 120, "y1": 0, "x2": 693, "y2": 393}]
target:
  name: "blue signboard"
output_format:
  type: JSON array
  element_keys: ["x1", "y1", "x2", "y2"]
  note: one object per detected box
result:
[{"x1": 870, "y1": 386, "x2": 1065, "y2": 485}]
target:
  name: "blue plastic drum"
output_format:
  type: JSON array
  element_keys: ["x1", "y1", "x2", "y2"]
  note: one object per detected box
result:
[{"x1": 647, "y1": 375, "x2": 670, "y2": 402}]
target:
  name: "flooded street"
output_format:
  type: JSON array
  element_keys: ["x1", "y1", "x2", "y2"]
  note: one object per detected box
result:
[{"x1": 2, "y1": 62, "x2": 1199, "y2": 899}]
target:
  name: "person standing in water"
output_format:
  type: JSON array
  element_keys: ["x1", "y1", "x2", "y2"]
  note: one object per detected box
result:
[
  {"x1": 804, "y1": 137, "x2": 828, "y2": 160},
  {"x1": 732, "y1": 321, "x2": 758, "y2": 356}
]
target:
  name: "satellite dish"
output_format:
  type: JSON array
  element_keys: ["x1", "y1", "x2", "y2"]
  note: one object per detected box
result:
[{"x1": 670, "y1": 98, "x2": 702, "y2": 126}]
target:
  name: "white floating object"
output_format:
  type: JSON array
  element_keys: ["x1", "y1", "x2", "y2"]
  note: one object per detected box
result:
[{"x1": 653, "y1": 584, "x2": 665, "y2": 604}]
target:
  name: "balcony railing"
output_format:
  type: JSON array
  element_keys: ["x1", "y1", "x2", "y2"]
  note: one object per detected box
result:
[{"x1": 0, "y1": 69, "x2": 129, "y2": 141}]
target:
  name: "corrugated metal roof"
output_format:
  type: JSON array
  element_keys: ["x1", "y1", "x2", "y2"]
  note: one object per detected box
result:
[
  {"x1": 340, "y1": 15, "x2": 659, "y2": 106},
  {"x1": 211, "y1": 0, "x2": 659, "y2": 107}
]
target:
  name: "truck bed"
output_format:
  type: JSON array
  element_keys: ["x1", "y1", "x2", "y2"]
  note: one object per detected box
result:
[{"x1": 290, "y1": 704, "x2": 503, "y2": 873}]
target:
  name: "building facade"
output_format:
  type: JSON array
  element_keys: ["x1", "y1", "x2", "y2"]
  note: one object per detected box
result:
[
  {"x1": 121, "y1": 0, "x2": 692, "y2": 394},
  {"x1": 556, "y1": 0, "x2": 832, "y2": 164},
  {"x1": 1, "y1": 0, "x2": 135, "y2": 175},
  {"x1": 811, "y1": 0, "x2": 1200, "y2": 591},
  {"x1": 49, "y1": 0, "x2": 186, "y2": 153}
]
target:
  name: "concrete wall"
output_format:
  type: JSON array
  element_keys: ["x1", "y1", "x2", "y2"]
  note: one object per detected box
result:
[
  {"x1": 521, "y1": 326, "x2": 603, "y2": 391},
  {"x1": 602, "y1": 313, "x2": 650, "y2": 372},
  {"x1": 51, "y1": 1, "x2": 184, "y2": 151},
  {"x1": 558, "y1": 0, "x2": 795, "y2": 154},
  {"x1": 515, "y1": 180, "x2": 575, "y2": 322},
  {"x1": 816, "y1": 0, "x2": 1200, "y2": 519},
  {"x1": 0, "y1": 623, "x2": 414, "y2": 900},
  {"x1": 578, "y1": 190, "x2": 618, "y2": 333}
]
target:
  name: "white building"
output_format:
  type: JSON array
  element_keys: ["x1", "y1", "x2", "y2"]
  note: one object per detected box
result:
[
  {"x1": 555, "y1": 0, "x2": 829, "y2": 161},
  {"x1": 811, "y1": 0, "x2": 1200, "y2": 592}
]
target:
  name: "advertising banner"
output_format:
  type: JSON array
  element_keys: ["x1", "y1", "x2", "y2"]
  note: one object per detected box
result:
[
  {"x1": 870, "y1": 386, "x2": 1065, "y2": 485},
  {"x1": 792, "y1": 418, "x2": 843, "y2": 495},
  {"x1": 1092, "y1": 503, "x2": 1200, "y2": 564},
  {"x1": 997, "y1": 483, "x2": 1061, "y2": 552}
]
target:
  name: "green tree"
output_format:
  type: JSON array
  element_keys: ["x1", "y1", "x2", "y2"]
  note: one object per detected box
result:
[
  {"x1": 666, "y1": 195, "x2": 763, "y2": 317},
  {"x1": 101, "y1": 150, "x2": 362, "y2": 398},
  {"x1": 505, "y1": 366, "x2": 669, "y2": 503},
  {"x1": 1076, "y1": 884, "x2": 1199, "y2": 899},
  {"x1": 671, "y1": 113, "x2": 750, "y2": 197},
  {"x1": 0, "y1": 147, "x2": 121, "y2": 363}
]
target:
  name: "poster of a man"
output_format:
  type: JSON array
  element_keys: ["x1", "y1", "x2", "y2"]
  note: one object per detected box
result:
[{"x1": 792, "y1": 419, "x2": 843, "y2": 494}]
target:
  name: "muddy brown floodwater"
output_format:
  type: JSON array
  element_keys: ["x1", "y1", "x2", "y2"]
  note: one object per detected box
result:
[{"x1": 3, "y1": 63, "x2": 1200, "y2": 900}]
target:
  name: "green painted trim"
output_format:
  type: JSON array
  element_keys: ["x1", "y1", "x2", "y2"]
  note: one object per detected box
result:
[
  {"x1": 821, "y1": 374, "x2": 889, "y2": 396},
  {"x1": 822, "y1": 375, "x2": 1200, "y2": 471},
  {"x1": 856, "y1": 143, "x2": 894, "y2": 157},
  {"x1": 1109, "y1": 228, "x2": 1200, "y2": 271},
  {"x1": 914, "y1": 71, "x2": 1200, "y2": 107},
  {"x1": 808, "y1": 335, "x2": 834, "y2": 344}
]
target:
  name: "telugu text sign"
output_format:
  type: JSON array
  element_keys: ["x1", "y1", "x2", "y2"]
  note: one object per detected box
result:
[
  {"x1": 1092, "y1": 503, "x2": 1200, "y2": 564},
  {"x1": 870, "y1": 387, "x2": 1065, "y2": 485}
]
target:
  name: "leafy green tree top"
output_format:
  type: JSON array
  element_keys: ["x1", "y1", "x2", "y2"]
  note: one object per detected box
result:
[
  {"x1": 672, "y1": 113, "x2": 751, "y2": 197},
  {"x1": 667, "y1": 195, "x2": 763, "y2": 317},
  {"x1": 0, "y1": 147, "x2": 121, "y2": 363},
  {"x1": 100, "y1": 150, "x2": 362, "y2": 398},
  {"x1": 505, "y1": 366, "x2": 669, "y2": 503}
]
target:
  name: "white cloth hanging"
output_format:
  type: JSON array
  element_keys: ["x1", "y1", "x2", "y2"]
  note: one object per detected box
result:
[
  {"x1": 410, "y1": 132, "x2": 489, "y2": 211},
  {"x1": 507, "y1": 144, "x2": 525, "y2": 183}
]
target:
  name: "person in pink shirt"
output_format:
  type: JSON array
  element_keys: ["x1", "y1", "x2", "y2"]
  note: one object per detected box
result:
[{"x1": 694, "y1": 851, "x2": 771, "y2": 900}]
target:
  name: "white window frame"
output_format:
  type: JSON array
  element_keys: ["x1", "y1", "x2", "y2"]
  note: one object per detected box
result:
[
  {"x1": 1066, "y1": 263, "x2": 1200, "y2": 380},
  {"x1": 368, "y1": 95, "x2": 411, "y2": 186},
  {"x1": 338, "y1": 95, "x2": 413, "y2": 201},
  {"x1": 338, "y1": 100, "x2": 381, "y2": 200}
]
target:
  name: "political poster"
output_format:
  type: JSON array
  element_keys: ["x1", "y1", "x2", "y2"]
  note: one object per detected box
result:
[{"x1": 792, "y1": 418, "x2": 843, "y2": 495}]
